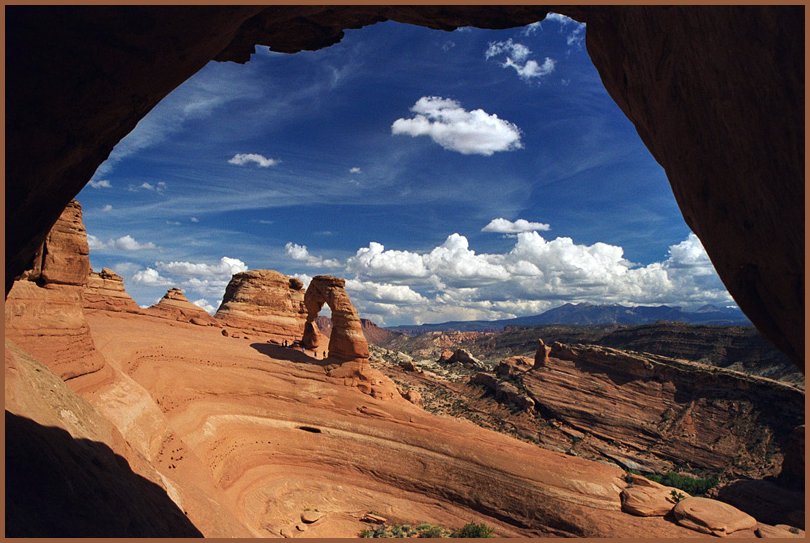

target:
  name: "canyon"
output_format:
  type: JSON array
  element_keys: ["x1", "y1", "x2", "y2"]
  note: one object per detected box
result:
[{"x1": 4, "y1": 200, "x2": 804, "y2": 537}]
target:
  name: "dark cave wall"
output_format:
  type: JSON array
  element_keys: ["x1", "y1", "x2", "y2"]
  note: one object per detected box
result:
[{"x1": 5, "y1": 6, "x2": 804, "y2": 367}]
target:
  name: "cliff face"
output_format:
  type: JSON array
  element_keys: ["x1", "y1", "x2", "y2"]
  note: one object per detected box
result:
[
  {"x1": 596, "y1": 323, "x2": 797, "y2": 381},
  {"x1": 214, "y1": 270, "x2": 307, "y2": 340},
  {"x1": 373, "y1": 340, "x2": 803, "y2": 483},
  {"x1": 381, "y1": 323, "x2": 802, "y2": 386},
  {"x1": 521, "y1": 343, "x2": 803, "y2": 480}
]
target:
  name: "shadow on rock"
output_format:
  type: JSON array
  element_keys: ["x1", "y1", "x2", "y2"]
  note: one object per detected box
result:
[
  {"x1": 250, "y1": 342, "x2": 332, "y2": 368},
  {"x1": 5, "y1": 411, "x2": 203, "y2": 538},
  {"x1": 714, "y1": 478, "x2": 805, "y2": 529}
]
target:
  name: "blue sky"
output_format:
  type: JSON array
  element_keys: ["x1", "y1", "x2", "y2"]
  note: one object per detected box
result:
[{"x1": 77, "y1": 15, "x2": 735, "y2": 325}]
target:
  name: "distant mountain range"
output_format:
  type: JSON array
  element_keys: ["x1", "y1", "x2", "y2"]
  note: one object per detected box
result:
[{"x1": 387, "y1": 303, "x2": 751, "y2": 335}]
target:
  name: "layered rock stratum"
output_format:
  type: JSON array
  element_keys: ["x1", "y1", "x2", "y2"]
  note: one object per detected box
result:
[
  {"x1": 148, "y1": 288, "x2": 216, "y2": 325},
  {"x1": 5, "y1": 200, "x2": 106, "y2": 382},
  {"x1": 83, "y1": 267, "x2": 140, "y2": 313},
  {"x1": 214, "y1": 270, "x2": 307, "y2": 340}
]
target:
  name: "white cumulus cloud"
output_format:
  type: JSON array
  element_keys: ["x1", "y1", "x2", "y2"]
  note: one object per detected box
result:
[
  {"x1": 338, "y1": 229, "x2": 733, "y2": 326},
  {"x1": 284, "y1": 242, "x2": 341, "y2": 268},
  {"x1": 228, "y1": 153, "x2": 279, "y2": 168},
  {"x1": 192, "y1": 298, "x2": 217, "y2": 314},
  {"x1": 101, "y1": 204, "x2": 113, "y2": 213},
  {"x1": 482, "y1": 218, "x2": 551, "y2": 234},
  {"x1": 347, "y1": 242, "x2": 430, "y2": 280},
  {"x1": 88, "y1": 179, "x2": 112, "y2": 189},
  {"x1": 349, "y1": 167, "x2": 362, "y2": 174},
  {"x1": 132, "y1": 267, "x2": 172, "y2": 287},
  {"x1": 391, "y1": 96, "x2": 523, "y2": 156}
]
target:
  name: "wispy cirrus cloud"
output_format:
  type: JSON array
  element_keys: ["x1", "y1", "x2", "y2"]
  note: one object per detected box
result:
[
  {"x1": 128, "y1": 181, "x2": 167, "y2": 193},
  {"x1": 88, "y1": 234, "x2": 156, "y2": 252},
  {"x1": 485, "y1": 38, "x2": 555, "y2": 82}
]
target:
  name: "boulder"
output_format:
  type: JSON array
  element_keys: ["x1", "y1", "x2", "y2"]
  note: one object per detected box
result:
[
  {"x1": 438, "y1": 350, "x2": 455, "y2": 363},
  {"x1": 620, "y1": 474, "x2": 688, "y2": 517},
  {"x1": 495, "y1": 381, "x2": 535, "y2": 411},
  {"x1": 453, "y1": 349, "x2": 484, "y2": 368},
  {"x1": 440, "y1": 348, "x2": 485, "y2": 369},
  {"x1": 300, "y1": 511, "x2": 323, "y2": 524},
  {"x1": 214, "y1": 270, "x2": 308, "y2": 342},
  {"x1": 497, "y1": 356, "x2": 534, "y2": 377},
  {"x1": 401, "y1": 389, "x2": 422, "y2": 406},
  {"x1": 301, "y1": 320, "x2": 323, "y2": 350},
  {"x1": 672, "y1": 497, "x2": 757, "y2": 536},
  {"x1": 470, "y1": 372, "x2": 499, "y2": 391},
  {"x1": 755, "y1": 523, "x2": 804, "y2": 538}
]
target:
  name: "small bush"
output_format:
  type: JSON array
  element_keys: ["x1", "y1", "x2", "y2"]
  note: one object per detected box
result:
[
  {"x1": 451, "y1": 522, "x2": 495, "y2": 538},
  {"x1": 630, "y1": 470, "x2": 718, "y2": 496},
  {"x1": 670, "y1": 489, "x2": 687, "y2": 503},
  {"x1": 418, "y1": 525, "x2": 447, "y2": 538}
]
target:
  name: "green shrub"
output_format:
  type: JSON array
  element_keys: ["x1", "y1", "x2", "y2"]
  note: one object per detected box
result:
[
  {"x1": 360, "y1": 520, "x2": 492, "y2": 538},
  {"x1": 451, "y1": 522, "x2": 495, "y2": 538},
  {"x1": 417, "y1": 525, "x2": 447, "y2": 538},
  {"x1": 631, "y1": 470, "x2": 718, "y2": 496}
]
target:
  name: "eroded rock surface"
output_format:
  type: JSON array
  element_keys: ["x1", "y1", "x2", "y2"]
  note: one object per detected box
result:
[
  {"x1": 22, "y1": 199, "x2": 90, "y2": 287},
  {"x1": 525, "y1": 343, "x2": 804, "y2": 479},
  {"x1": 672, "y1": 496, "x2": 757, "y2": 537},
  {"x1": 148, "y1": 288, "x2": 216, "y2": 325},
  {"x1": 303, "y1": 275, "x2": 368, "y2": 361},
  {"x1": 620, "y1": 474, "x2": 688, "y2": 517},
  {"x1": 83, "y1": 268, "x2": 140, "y2": 313},
  {"x1": 5, "y1": 200, "x2": 105, "y2": 381},
  {"x1": 215, "y1": 269, "x2": 307, "y2": 341}
]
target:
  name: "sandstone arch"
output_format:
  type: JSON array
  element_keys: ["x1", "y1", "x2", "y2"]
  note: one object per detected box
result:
[
  {"x1": 6, "y1": 6, "x2": 804, "y2": 367},
  {"x1": 302, "y1": 275, "x2": 369, "y2": 361}
]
